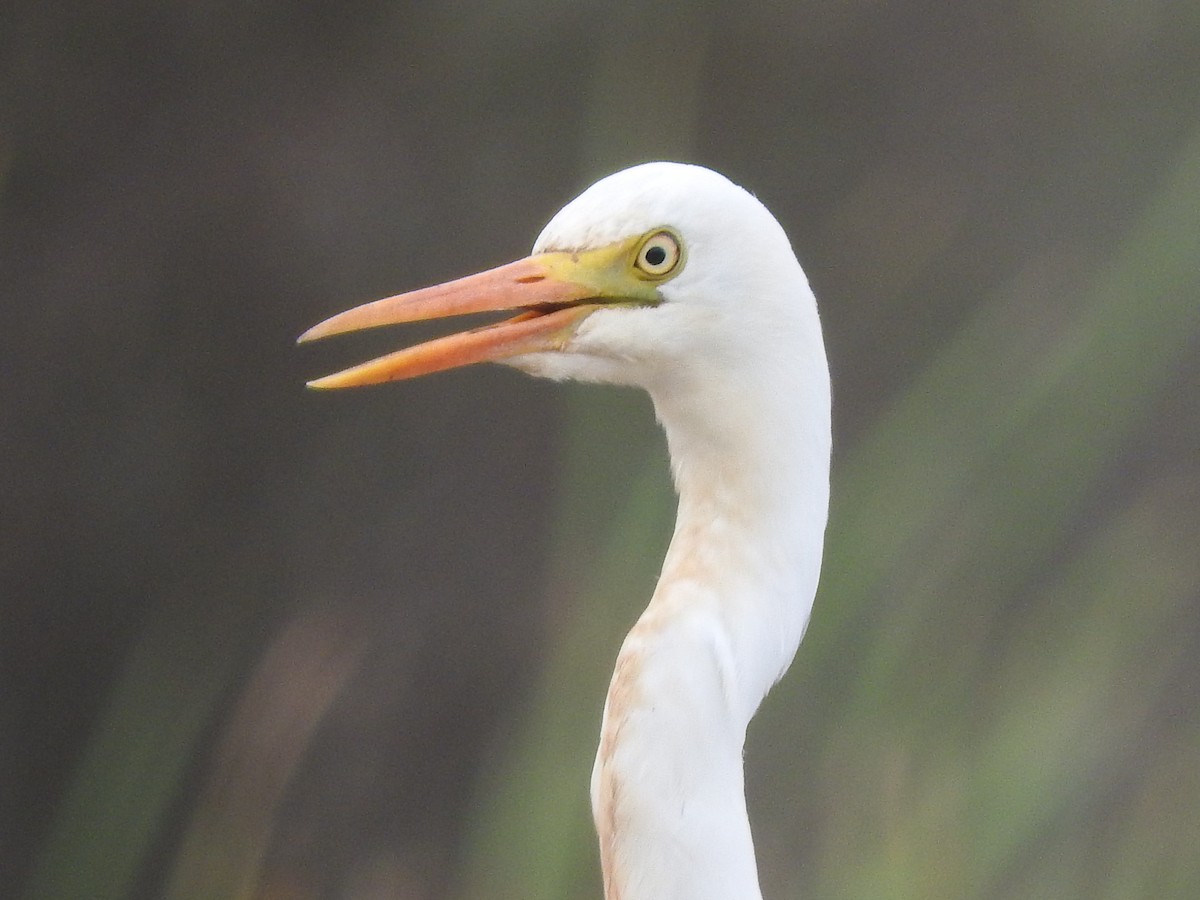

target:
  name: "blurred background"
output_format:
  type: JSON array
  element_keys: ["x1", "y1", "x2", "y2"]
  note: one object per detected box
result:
[{"x1": 4, "y1": 1, "x2": 1199, "y2": 898}]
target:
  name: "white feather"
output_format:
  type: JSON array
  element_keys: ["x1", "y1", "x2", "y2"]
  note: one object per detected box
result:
[{"x1": 514, "y1": 162, "x2": 830, "y2": 900}]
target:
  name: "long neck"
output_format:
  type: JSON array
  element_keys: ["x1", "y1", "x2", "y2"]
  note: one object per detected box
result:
[{"x1": 592, "y1": 346, "x2": 831, "y2": 900}]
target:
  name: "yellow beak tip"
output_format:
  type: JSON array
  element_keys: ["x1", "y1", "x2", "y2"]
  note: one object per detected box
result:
[
  {"x1": 296, "y1": 325, "x2": 325, "y2": 345},
  {"x1": 305, "y1": 374, "x2": 343, "y2": 390}
]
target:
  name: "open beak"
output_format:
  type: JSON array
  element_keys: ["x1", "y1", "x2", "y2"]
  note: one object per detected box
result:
[{"x1": 297, "y1": 254, "x2": 610, "y2": 389}]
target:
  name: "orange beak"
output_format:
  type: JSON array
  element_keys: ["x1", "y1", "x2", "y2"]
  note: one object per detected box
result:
[{"x1": 297, "y1": 256, "x2": 602, "y2": 389}]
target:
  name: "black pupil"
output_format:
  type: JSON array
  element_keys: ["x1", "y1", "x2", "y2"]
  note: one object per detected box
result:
[{"x1": 644, "y1": 245, "x2": 667, "y2": 267}]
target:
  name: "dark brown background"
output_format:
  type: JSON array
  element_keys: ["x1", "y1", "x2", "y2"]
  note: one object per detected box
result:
[{"x1": 5, "y1": 2, "x2": 1199, "y2": 898}]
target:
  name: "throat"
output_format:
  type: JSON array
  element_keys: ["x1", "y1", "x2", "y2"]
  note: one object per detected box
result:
[
  {"x1": 592, "y1": 366, "x2": 830, "y2": 900},
  {"x1": 591, "y1": 479, "x2": 826, "y2": 900}
]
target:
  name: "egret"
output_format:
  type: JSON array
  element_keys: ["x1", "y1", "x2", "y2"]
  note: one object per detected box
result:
[{"x1": 300, "y1": 162, "x2": 831, "y2": 900}]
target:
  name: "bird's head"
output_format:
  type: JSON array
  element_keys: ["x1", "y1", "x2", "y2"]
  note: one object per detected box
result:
[{"x1": 299, "y1": 162, "x2": 815, "y2": 393}]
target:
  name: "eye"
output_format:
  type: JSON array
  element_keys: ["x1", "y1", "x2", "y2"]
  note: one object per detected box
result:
[{"x1": 634, "y1": 230, "x2": 682, "y2": 278}]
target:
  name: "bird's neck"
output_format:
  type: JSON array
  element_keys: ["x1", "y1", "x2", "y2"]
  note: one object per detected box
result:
[{"x1": 593, "y1": 356, "x2": 831, "y2": 900}]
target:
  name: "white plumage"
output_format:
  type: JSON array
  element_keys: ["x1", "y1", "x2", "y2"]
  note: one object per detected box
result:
[{"x1": 301, "y1": 162, "x2": 831, "y2": 900}]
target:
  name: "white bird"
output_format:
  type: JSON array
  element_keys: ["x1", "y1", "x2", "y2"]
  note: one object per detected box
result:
[{"x1": 300, "y1": 162, "x2": 831, "y2": 900}]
